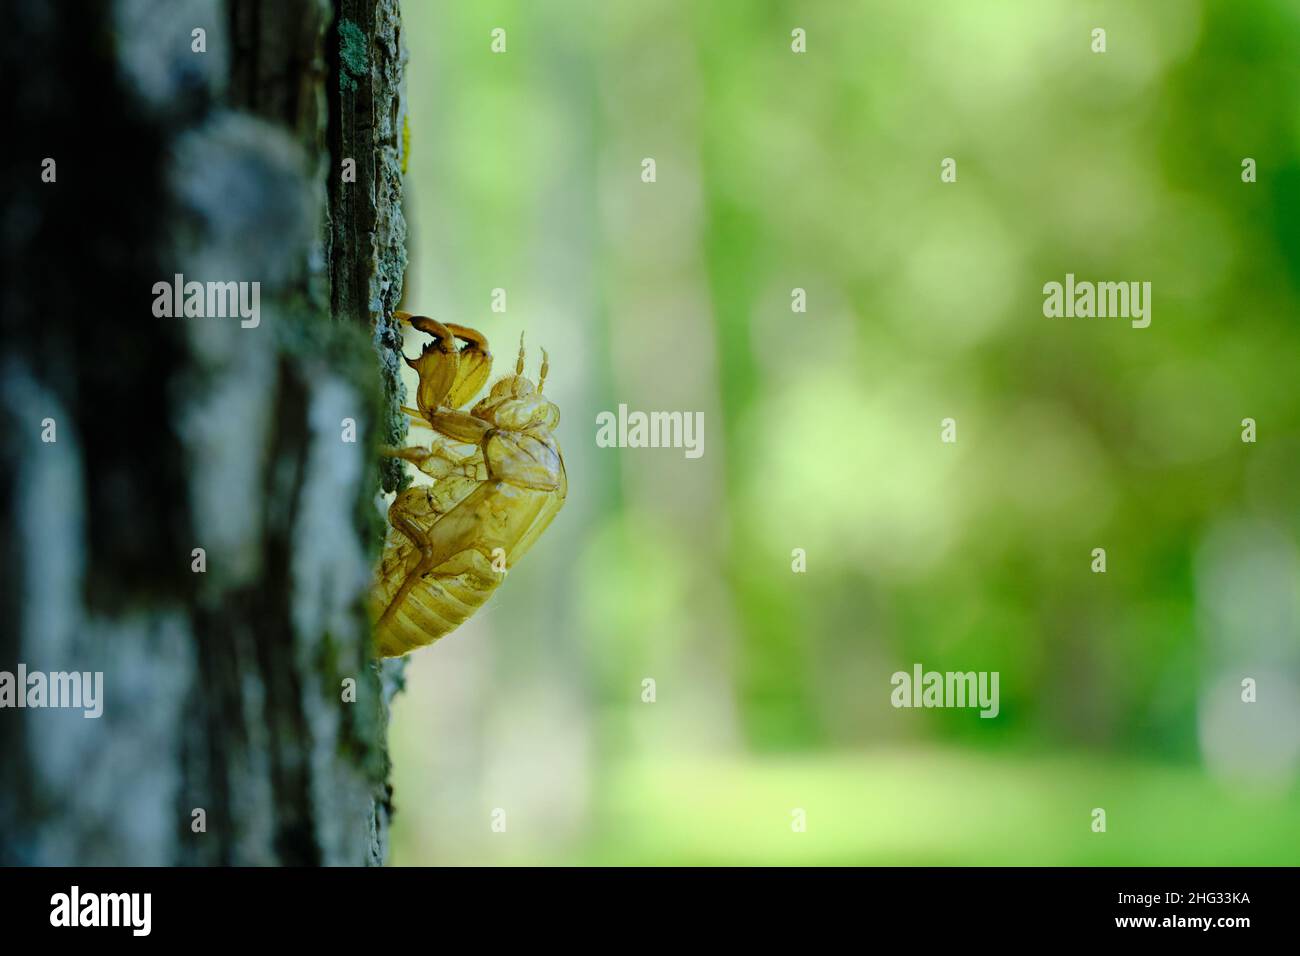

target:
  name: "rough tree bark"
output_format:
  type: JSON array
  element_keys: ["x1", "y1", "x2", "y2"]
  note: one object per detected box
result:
[{"x1": 1, "y1": 0, "x2": 408, "y2": 865}]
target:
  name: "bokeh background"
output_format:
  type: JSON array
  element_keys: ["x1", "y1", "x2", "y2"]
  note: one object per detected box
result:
[{"x1": 387, "y1": 0, "x2": 1300, "y2": 864}]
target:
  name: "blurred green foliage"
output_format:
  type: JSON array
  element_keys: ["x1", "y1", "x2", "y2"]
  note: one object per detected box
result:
[{"x1": 389, "y1": 0, "x2": 1300, "y2": 865}]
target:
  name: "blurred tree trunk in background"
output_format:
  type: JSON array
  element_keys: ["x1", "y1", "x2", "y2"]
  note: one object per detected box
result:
[{"x1": 0, "y1": 0, "x2": 408, "y2": 864}]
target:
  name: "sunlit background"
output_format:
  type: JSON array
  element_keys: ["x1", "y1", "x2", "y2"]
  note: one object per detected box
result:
[{"x1": 387, "y1": 0, "x2": 1300, "y2": 865}]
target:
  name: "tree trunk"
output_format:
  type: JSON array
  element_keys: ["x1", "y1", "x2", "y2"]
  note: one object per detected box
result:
[{"x1": 1, "y1": 0, "x2": 408, "y2": 865}]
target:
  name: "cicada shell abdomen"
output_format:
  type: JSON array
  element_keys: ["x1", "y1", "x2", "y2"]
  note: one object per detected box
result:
[{"x1": 371, "y1": 468, "x2": 489, "y2": 656}]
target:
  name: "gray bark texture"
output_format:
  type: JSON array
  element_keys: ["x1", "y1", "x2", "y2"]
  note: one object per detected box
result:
[{"x1": 0, "y1": 0, "x2": 409, "y2": 865}]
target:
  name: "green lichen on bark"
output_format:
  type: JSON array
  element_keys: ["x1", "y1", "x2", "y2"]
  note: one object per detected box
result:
[{"x1": 338, "y1": 18, "x2": 367, "y2": 92}]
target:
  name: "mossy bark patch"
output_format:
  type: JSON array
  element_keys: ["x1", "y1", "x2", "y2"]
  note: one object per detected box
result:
[{"x1": 338, "y1": 18, "x2": 368, "y2": 92}]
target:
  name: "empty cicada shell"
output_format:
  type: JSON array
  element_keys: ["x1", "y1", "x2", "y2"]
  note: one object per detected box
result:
[{"x1": 370, "y1": 313, "x2": 567, "y2": 657}]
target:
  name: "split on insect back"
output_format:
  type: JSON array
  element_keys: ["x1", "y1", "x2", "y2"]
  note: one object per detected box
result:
[{"x1": 370, "y1": 311, "x2": 567, "y2": 658}]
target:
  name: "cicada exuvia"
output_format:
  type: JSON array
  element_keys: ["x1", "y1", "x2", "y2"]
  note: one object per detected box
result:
[{"x1": 370, "y1": 313, "x2": 566, "y2": 657}]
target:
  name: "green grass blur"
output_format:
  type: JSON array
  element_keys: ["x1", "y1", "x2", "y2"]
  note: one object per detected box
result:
[{"x1": 387, "y1": 0, "x2": 1300, "y2": 865}]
